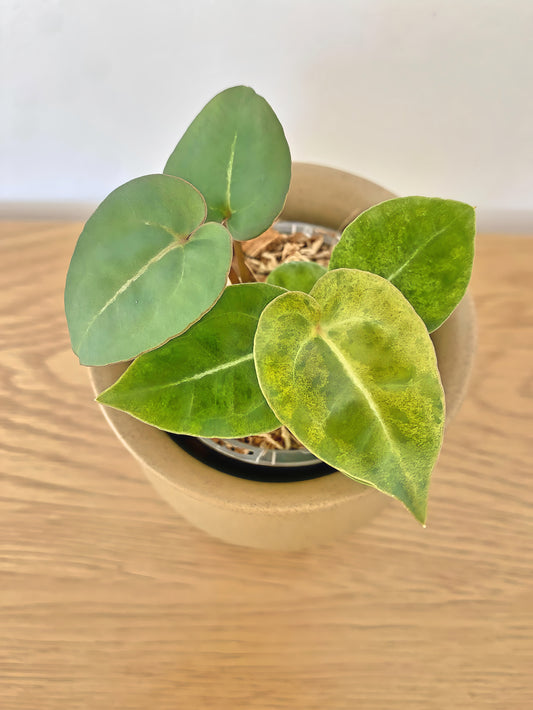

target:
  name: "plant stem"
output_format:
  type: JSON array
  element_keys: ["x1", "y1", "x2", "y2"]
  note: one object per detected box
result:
[
  {"x1": 233, "y1": 240, "x2": 256, "y2": 283},
  {"x1": 228, "y1": 265, "x2": 240, "y2": 284}
]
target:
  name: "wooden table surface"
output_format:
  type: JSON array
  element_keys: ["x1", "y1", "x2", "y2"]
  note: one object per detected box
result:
[{"x1": 1, "y1": 222, "x2": 532, "y2": 709}]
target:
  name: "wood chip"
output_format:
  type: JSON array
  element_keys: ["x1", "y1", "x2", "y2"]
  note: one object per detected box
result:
[
  {"x1": 241, "y1": 228, "x2": 282, "y2": 258},
  {"x1": 212, "y1": 439, "x2": 253, "y2": 455},
  {"x1": 309, "y1": 237, "x2": 324, "y2": 255},
  {"x1": 242, "y1": 225, "x2": 335, "y2": 283},
  {"x1": 243, "y1": 427, "x2": 305, "y2": 451}
]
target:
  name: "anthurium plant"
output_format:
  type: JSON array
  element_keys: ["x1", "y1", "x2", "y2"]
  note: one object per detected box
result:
[{"x1": 65, "y1": 85, "x2": 475, "y2": 524}]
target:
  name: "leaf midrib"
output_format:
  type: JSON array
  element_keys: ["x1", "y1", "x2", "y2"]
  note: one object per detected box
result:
[
  {"x1": 318, "y1": 328, "x2": 398, "y2": 452},
  {"x1": 387, "y1": 217, "x2": 460, "y2": 282},
  {"x1": 225, "y1": 132, "x2": 238, "y2": 215},
  {"x1": 76, "y1": 236, "x2": 185, "y2": 353},
  {"x1": 128, "y1": 352, "x2": 254, "y2": 393}
]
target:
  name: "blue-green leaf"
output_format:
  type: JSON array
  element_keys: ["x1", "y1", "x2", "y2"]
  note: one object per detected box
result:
[
  {"x1": 164, "y1": 86, "x2": 291, "y2": 241},
  {"x1": 65, "y1": 175, "x2": 232, "y2": 366}
]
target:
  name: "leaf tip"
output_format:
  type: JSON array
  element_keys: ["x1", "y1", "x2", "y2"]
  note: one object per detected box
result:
[
  {"x1": 95, "y1": 386, "x2": 115, "y2": 406},
  {"x1": 398, "y1": 488, "x2": 428, "y2": 526},
  {"x1": 412, "y1": 502, "x2": 428, "y2": 526}
]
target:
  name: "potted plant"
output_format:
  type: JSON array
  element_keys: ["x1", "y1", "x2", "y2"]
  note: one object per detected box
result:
[{"x1": 65, "y1": 86, "x2": 476, "y2": 550}]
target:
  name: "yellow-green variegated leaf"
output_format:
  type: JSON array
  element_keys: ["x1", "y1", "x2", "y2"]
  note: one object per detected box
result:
[
  {"x1": 164, "y1": 86, "x2": 291, "y2": 241},
  {"x1": 266, "y1": 261, "x2": 326, "y2": 293},
  {"x1": 254, "y1": 268, "x2": 445, "y2": 523},
  {"x1": 97, "y1": 283, "x2": 284, "y2": 437},
  {"x1": 65, "y1": 174, "x2": 232, "y2": 366},
  {"x1": 329, "y1": 197, "x2": 475, "y2": 332}
]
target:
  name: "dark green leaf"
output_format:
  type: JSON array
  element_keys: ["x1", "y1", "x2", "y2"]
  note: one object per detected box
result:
[
  {"x1": 97, "y1": 283, "x2": 285, "y2": 437},
  {"x1": 164, "y1": 86, "x2": 291, "y2": 241},
  {"x1": 254, "y1": 268, "x2": 445, "y2": 523},
  {"x1": 65, "y1": 174, "x2": 232, "y2": 366},
  {"x1": 329, "y1": 196, "x2": 475, "y2": 331}
]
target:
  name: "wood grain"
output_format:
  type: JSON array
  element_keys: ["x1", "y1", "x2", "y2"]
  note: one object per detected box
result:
[{"x1": 1, "y1": 222, "x2": 532, "y2": 710}]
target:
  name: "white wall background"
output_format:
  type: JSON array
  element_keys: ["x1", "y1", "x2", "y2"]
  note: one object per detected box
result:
[{"x1": 2, "y1": 0, "x2": 532, "y2": 232}]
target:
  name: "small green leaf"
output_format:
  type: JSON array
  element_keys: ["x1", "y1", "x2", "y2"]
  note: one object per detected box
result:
[
  {"x1": 329, "y1": 197, "x2": 475, "y2": 332},
  {"x1": 65, "y1": 174, "x2": 232, "y2": 366},
  {"x1": 97, "y1": 283, "x2": 284, "y2": 437},
  {"x1": 266, "y1": 261, "x2": 327, "y2": 293},
  {"x1": 164, "y1": 86, "x2": 291, "y2": 241},
  {"x1": 254, "y1": 268, "x2": 445, "y2": 523}
]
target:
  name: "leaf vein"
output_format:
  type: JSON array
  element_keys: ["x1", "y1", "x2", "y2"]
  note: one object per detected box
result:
[
  {"x1": 225, "y1": 132, "x2": 238, "y2": 214},
  {"x1": 319, "y1": 330, "x2": 397, "y2": 452},
  {"x1": 76, "y1": 239, "x2": 183, "y2": 352},
  {"x1": 136, "y1": 353, "x2": 254, "y2": 392},
  {"x1": 387, "y1": 216, "x2": 461, "y2": 282}
]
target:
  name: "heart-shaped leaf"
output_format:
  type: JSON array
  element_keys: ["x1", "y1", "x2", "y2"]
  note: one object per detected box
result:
[
  {"x1": 254, "y1": 268, "x2": 445, "y2": 523},
  {"x1": 65, "y1": 174, "x2": 232, "y2": 366},
  {"x1": 266, "y1": 261, "x2": 327, "y2": 293},
  {"x1": 97, "y1": 282, "x2": 284, "y2": 437},
  {"x1": 329, "y1": 197, "x2": 475, "y2": 332},
  {"x1": 164, "y1": 86, "x2": 291, "y2": 241}
]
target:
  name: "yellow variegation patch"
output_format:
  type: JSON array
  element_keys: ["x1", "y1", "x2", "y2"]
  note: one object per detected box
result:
[
  {"x1": 330, "y1": 196, "x2": 475, "y2": 332},
  {"x1": 254, "y1": 268, "x2": 445, "y2": 523}
]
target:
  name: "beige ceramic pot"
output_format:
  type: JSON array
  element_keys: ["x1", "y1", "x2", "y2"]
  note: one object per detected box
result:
[{"x1": 90, "y1": 163, "x2": 476, "y2": 551}]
